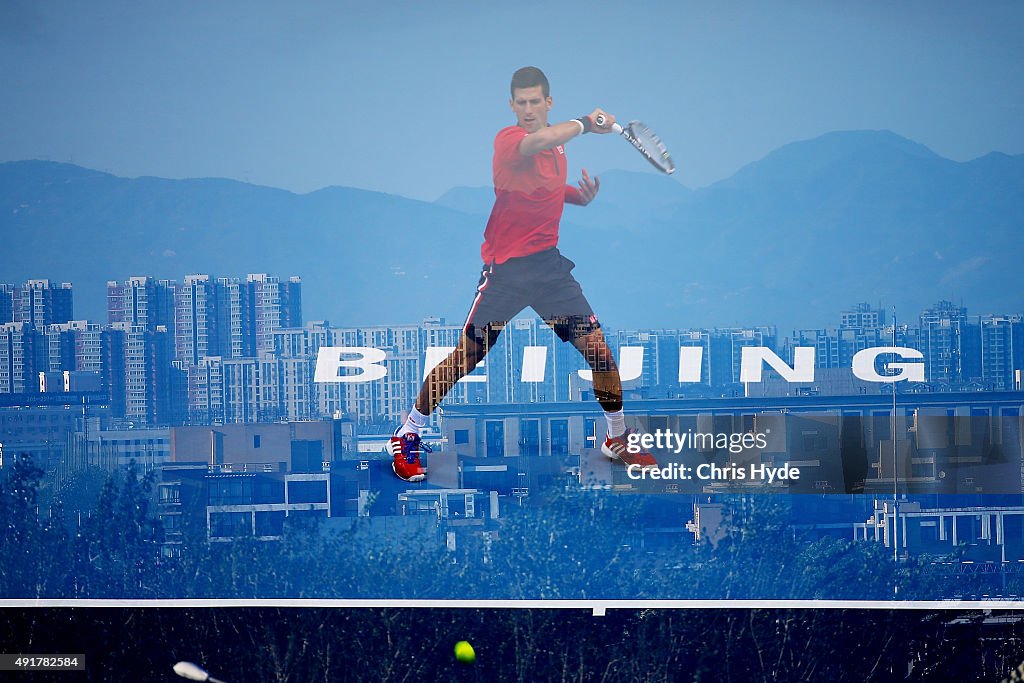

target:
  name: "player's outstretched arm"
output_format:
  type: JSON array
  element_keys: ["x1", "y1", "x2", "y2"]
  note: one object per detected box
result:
[{"x1": 519, "y1": 109, "x2": 617, "y2": 156}]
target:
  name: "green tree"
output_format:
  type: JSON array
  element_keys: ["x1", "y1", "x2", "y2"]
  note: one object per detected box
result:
[
  {"x1": 71, "y1": 461, "x2": 165, "y2": 598},
  {"x1": 0, "y1": 454, "x2": 71, "y2": 597}
]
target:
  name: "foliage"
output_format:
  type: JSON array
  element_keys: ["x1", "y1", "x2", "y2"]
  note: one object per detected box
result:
[
  {"x1": 0, "y1": 454, "x2": 72, "y2": 597},
  {"x1": 0, "y1": 460, "x2": 1008, "y2": 602},
  {"x1": 4, "y1": 459, "x2": 1024, "y2": 679},
  {"x1": 70, "y1": 461, "x2": 165, "y2": 598}
]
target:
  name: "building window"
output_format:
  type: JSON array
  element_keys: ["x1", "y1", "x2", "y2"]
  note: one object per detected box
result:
[
  {"x1": 255, "y1": 511, "x2": 285, "y2": 537},
  {"x1": 550, "y1": 419, "x2": 569, "y2": 456},
  {"x1": 208, "y1": 478, "x2": 254, "y2": 506},
  {"x1": 911, "y1": 463, "x2": 934, "y2": 478},
  {"x1": 287, "y1": 479, "x2": 328, "y2": 504},
  {"x1": 520, "y1": 419, "x2": 540, "y2": 458},
  {"x1": 210, "y1": 511, "x2": 252, "y2": 539},
  {"x1": 584, "y1": 418, "x2": 597, "y2": 449},
  {"x1": 253, "y1": 434, "x2": 261, "y2": 448},
  {"x1": 485, "y1": 420, "x2": 505, "y2": 458},
  {"x1": 454, "y1": 429, "x2": 470, "y2": 445},
  {"x1": 158, "y1": 484, "x2": 181, "y2": 504}
]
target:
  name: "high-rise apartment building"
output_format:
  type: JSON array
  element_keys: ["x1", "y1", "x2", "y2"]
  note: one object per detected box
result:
[
  {"x1": 920, "y1": 301, "x2": 981, "y2": 386},
  {"x1": 0, "y1": 322, "x2": 44, "y2": 394},
  {"x1": 246, "y1": 274, "x2": 302, "y2": 354},
  {"x1": 981, "y1": 315, "x2": 1024, "y2": 390},
  {"x1": 178, "y1": 273, "x2": 301, "y2": 363},
  {"x1": 15, "y1": 280, "x2": 74, "y2": 327},
  {"x1": 175, "y1": 274, "x2": 218, "y2": 365},
  {"x1": 107, "y1": 276, "x2": 176, "y2": 335},
  {"x1": 187, "y1": 356, "x2": 225, "y2": 425},
  {"x1": 67, "y1": 320, "x2": 122, "y2": 397},
  {"x1": 282, "y1": 276, "x2": 302, "y2": 331},
  {"x1": 840, "y1": 303, "x2": 887, "y2": 330},
  {"x1": 108, "y1": 322, "x2": 176, "y2": 425},
  {"x1": 0, "y1": 284, "x2": 16, "y2": 324},
  {"x1": 223, "y1": 357, "x2": 260, "y2": 424},
  {"x1": 213, "y1": 277, "x2": 251, "y2": 359},
  {"x1": 42, "y1": 322, "x2": 77, "y2": 373}
]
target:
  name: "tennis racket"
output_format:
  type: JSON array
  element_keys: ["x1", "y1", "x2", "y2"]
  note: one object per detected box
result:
[{"x1": 595, "y1": 114, "x2": 675, "y2": 175}]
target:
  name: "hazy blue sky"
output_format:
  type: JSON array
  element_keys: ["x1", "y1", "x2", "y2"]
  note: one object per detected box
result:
[{"x1": 2, "y1": 1, "x2": 1021, "y2": 200}]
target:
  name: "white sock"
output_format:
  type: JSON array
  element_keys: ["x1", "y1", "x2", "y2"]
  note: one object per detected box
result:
[
  {"x1": 397, "y1": 406, "x2": 429, "y2": 437},
  {"x1": 604, "y1": 409, "x2": 626, "y2": 439}
]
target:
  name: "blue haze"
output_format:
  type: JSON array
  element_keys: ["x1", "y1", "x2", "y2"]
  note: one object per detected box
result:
[
  {"x1": 0, "y1": 1, "x2": 1022, "y2": 201},
  {"x1": 2, "y1": 129, "x2": 1021, "y2": 332}
]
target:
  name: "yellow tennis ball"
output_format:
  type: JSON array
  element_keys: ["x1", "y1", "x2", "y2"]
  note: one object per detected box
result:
[{"x1": 454, "y1": 640, "x2": 476, "y2": 664}]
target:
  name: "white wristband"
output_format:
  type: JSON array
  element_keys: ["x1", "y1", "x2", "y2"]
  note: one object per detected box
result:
[{"x1": 572, "y1": 119, "x2": 586, "y2": 136}]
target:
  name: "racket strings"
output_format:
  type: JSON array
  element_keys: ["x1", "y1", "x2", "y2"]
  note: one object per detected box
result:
[{"x1": 626, "y1": 122, "x2": 674, "y2": 173}]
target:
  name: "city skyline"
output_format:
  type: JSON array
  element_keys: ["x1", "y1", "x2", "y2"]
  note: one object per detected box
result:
[
  {"x1": 3, "y1": 271, "x2": 1023, "y2": 434},
  {"x1": 3, "y1": 269, "x2": 1021, "y2": 334}
]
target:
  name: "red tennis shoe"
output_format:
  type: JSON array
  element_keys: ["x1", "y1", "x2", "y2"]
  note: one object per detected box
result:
[
  {"x1": 602, "y1": 429, "x2": 657, "y2": 471},
  {"x1": 387, "y1": 432, "x2": 429, "y2": 482}
]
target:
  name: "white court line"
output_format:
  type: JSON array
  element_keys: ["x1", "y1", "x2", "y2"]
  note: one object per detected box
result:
[{"x1": 3, "y1": 599, "x2": 1024, "y2": 612}]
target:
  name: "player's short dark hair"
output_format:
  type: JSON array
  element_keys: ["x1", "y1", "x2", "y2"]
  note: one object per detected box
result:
[{"x1": 510, "y1": 66, "x2": 549, "y2": 98}]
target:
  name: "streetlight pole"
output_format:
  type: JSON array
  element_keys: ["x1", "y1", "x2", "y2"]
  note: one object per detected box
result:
[
  {"x1": 892, "y1": 309, "x2": 900, "y2": 597},
  {"x1": 893, "y1": 310, "x2": 897, "y2": 561}
]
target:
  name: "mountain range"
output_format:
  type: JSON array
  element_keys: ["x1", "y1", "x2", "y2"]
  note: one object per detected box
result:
[{"x1": 2, "y1": 130, "x2": 1021, "y2": 333}]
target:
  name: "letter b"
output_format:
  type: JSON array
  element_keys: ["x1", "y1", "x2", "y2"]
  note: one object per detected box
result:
[{"x1": 314, "y1": 346, "x2": 388, "y2": 383}]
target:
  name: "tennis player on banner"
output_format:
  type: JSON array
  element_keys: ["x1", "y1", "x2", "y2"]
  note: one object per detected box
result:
[{"x1": 388, "y1": 66, "x2": 659, "y2": 482}]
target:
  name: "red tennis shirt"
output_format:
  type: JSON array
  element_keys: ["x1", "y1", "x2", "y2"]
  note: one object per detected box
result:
[{"x1": 481, "y1": 125, "x2": 583, "y2": 265}]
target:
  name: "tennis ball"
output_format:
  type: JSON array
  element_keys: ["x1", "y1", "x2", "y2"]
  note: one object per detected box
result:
[{"x1": 454, "y1": 640, "x2": 476, "y2": 664}]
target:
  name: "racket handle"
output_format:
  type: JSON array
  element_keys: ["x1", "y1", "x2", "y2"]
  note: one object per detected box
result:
[{"x1": 594, "y1": 114, "x2": 623, "y2": 134}]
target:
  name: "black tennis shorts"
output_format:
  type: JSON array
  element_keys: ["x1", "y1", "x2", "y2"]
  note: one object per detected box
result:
[{"x1": 462, "y1": 247, "x2": 600, "y2": 346}]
